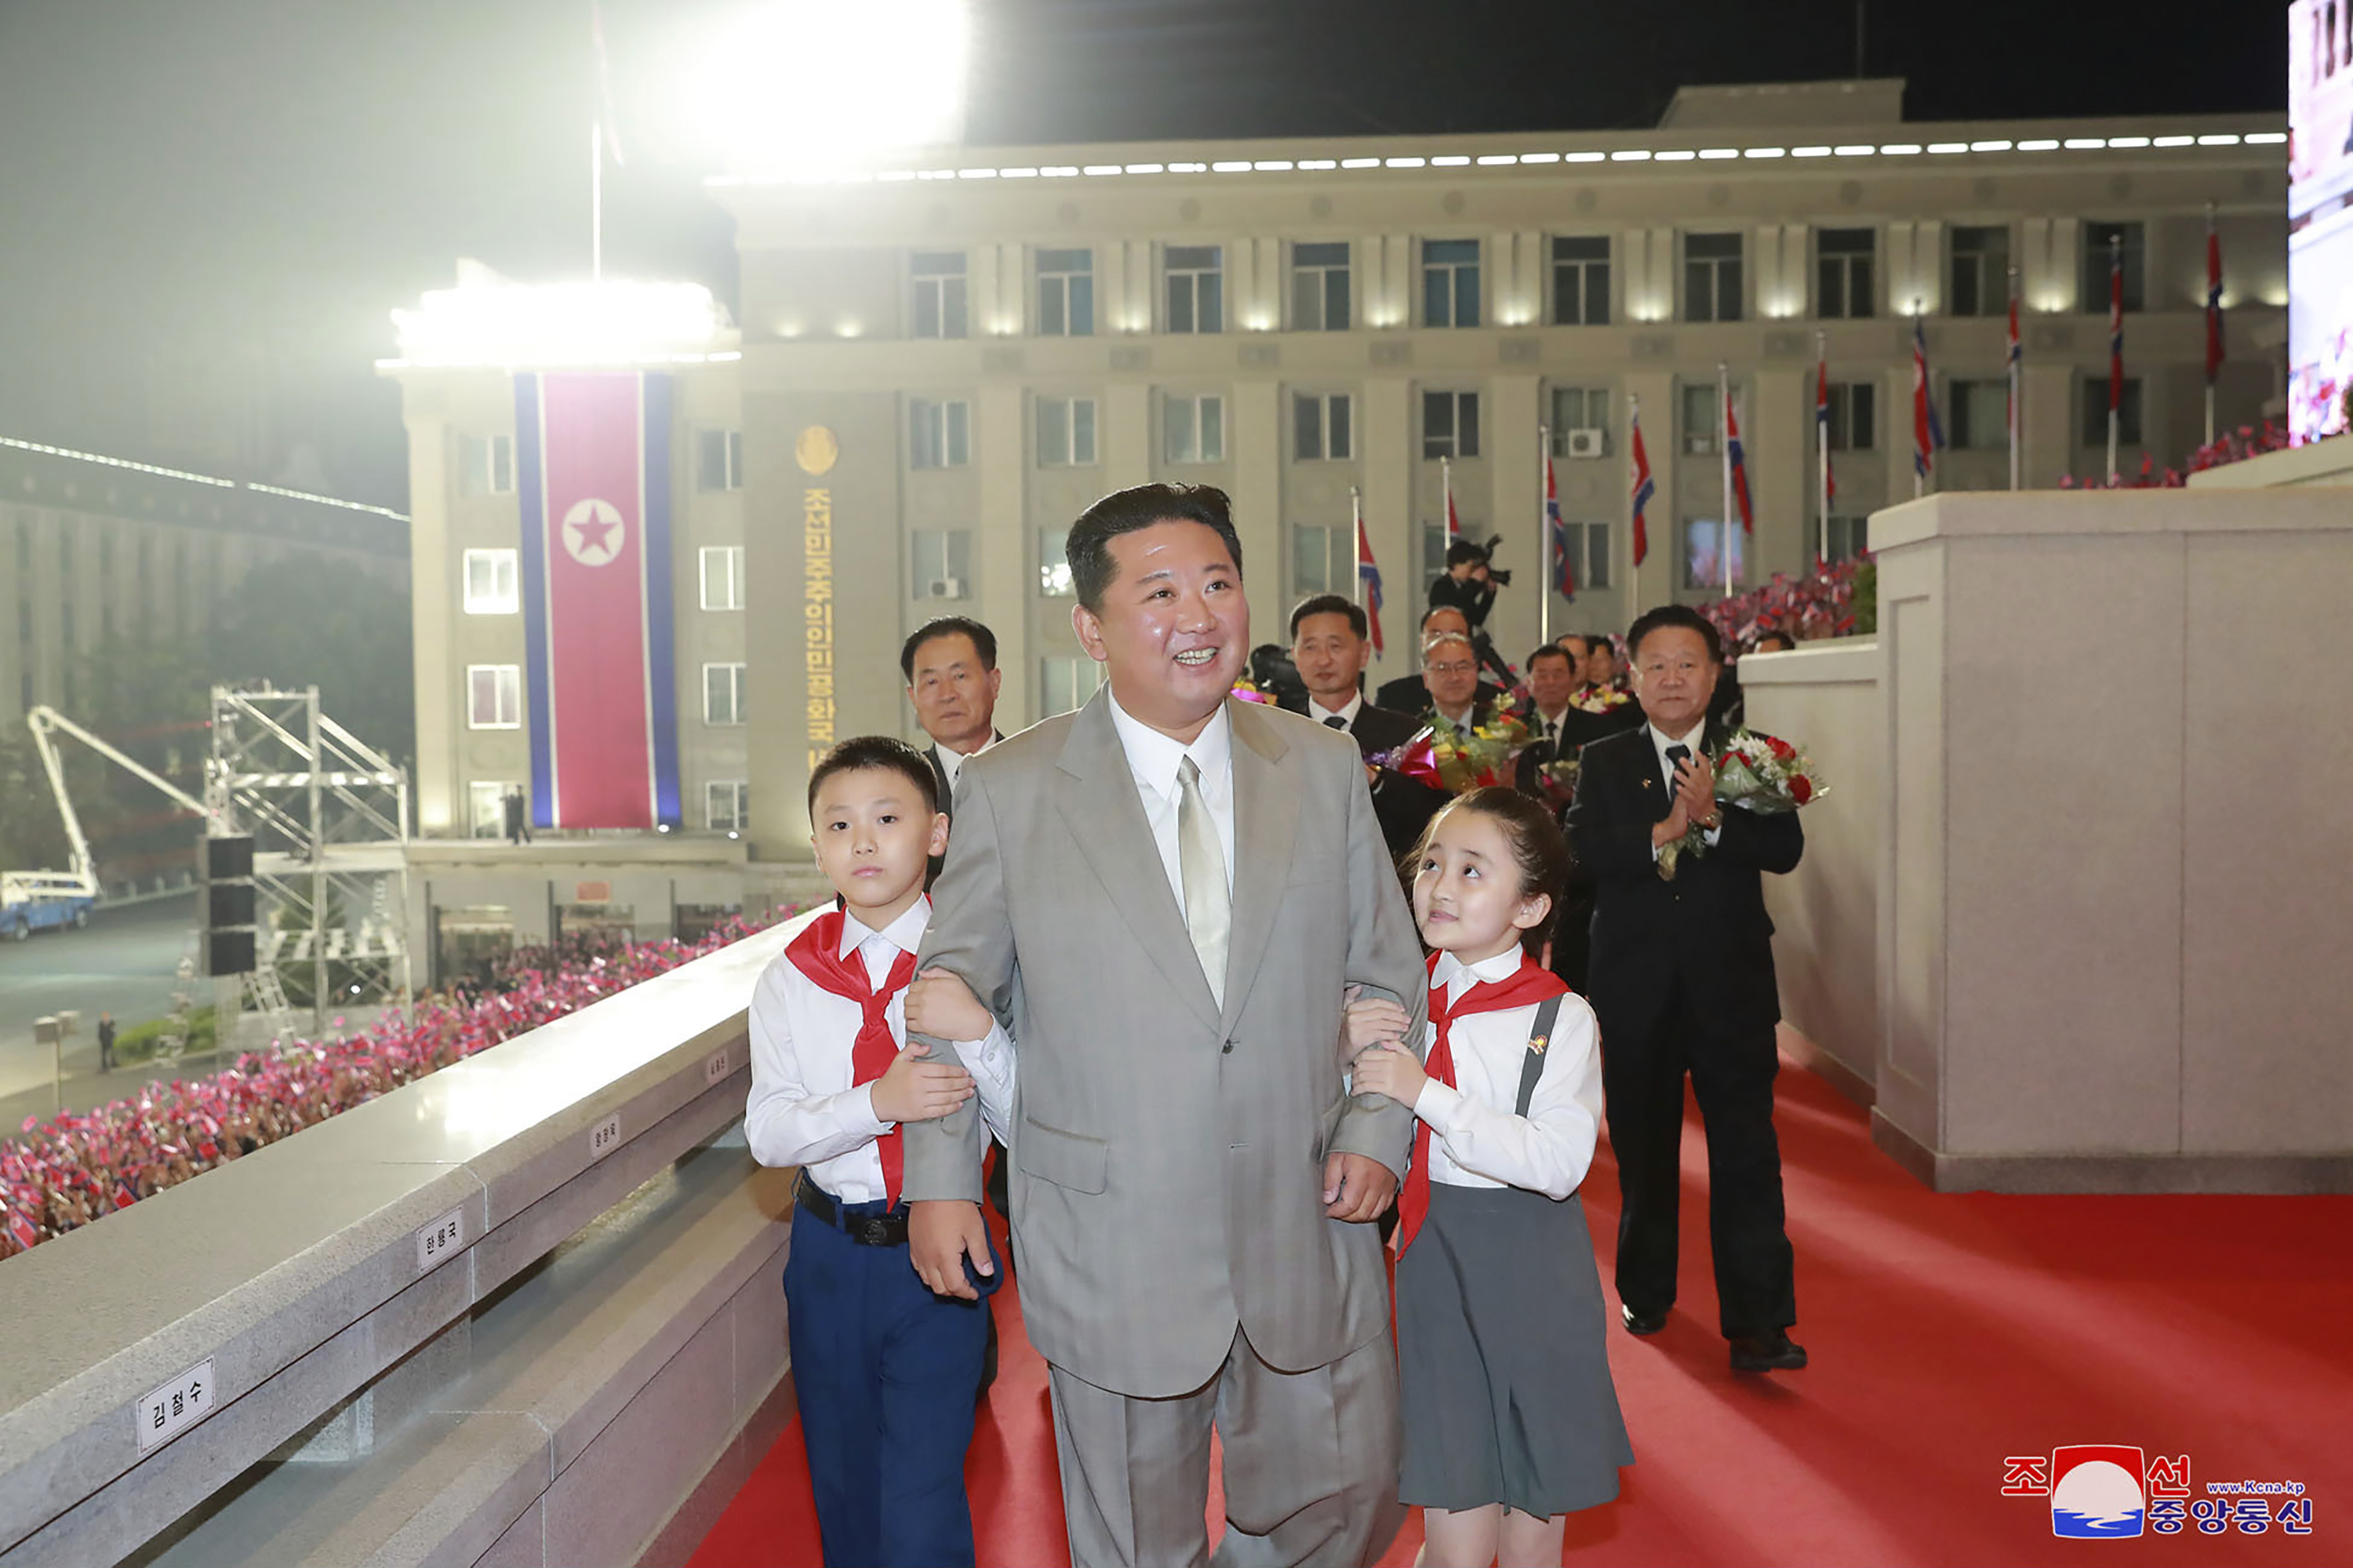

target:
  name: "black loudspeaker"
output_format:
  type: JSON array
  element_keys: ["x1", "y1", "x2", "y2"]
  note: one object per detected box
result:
[
  {"x1": 204, "y1": 930, "x2": 256, "y2": 977},
  {"x1": 205, "y1": 836, "x2": 254, "y2": 880},
  {"x1": 208, "y1": 882, "x2": 257, "y2": 927}
]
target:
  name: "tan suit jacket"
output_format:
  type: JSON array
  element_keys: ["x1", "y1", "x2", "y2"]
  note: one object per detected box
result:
[{"x1": 901, "y1": 689, "x2": 1427, "y2": 1397}]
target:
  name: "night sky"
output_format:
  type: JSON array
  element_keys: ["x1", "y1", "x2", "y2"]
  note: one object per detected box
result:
[{"x1": 0, "y1": 1, "x2": 2287, "y2": 509}]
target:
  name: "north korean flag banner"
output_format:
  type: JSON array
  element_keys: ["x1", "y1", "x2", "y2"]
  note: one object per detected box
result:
[{"x1": 515, "y1": 371, "x2": 682, "y2": 830}]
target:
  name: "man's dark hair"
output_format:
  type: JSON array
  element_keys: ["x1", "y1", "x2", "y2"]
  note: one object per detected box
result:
[
  {"x1": 806, "y1": 735, "x2": 940, "y2": 819},
  {"x1": 1626, "y1": 604, "x2": 1724, "y2": 664},
  {"x1": 1289, "y1": 594, "x2": 1367, "y2": 641},
  {"x1": 1752, "y1": 630, "x2": 1797, "y2": 653},
  {"x1": 1067, "y1": 484, "x2": 1244, "y2": 612},
  {"x1": 1526, "y1": 644, "x2": 1573, "y2": 672},
  {"x1": 1444, "y1": 538, "x2": 1489, "y2": 569},
  {"x1": 899, "y1": 616, "x2": 998, "y2": 683},
  {"x1": 1420, "y1": 604, "x2": 1468, "y2": 633}
]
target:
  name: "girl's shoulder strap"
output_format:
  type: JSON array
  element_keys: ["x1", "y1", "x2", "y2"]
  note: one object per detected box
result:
[{"x1": 1514, "y1": 994, "x2": 1567, "y2": 1119}]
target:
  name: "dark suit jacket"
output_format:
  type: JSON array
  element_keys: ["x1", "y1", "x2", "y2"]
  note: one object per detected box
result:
[
  {"x1": 1371, "y1": 673, "x2": 1504, "y2": 717},
  {"x1": 1565, "y1": 721, "x2": 1803, "y2": 1042},
  {"x1": 1277, "y1": 695, "x2": 1447, "y2": 863}
]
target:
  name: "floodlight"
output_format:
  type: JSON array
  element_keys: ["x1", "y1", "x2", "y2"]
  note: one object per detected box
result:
[
  {"x1": 391, "y1": 266, "x2": 733, "y2": 366},
  {"x1": 697, "y1": 0, "x2": 970, "y2": 179}
]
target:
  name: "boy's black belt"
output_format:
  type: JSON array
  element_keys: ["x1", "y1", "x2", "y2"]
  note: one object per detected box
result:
[{"x1": 795, "y1": 1172, "x2": 909, "y2": 1247}]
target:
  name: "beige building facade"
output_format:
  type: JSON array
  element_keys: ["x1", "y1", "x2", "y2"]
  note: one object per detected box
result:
[{"x1": 386, "y1": 80, "x2": 2289, "y2": 931}]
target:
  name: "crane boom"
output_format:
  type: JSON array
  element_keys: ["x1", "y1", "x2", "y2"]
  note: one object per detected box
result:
[{"x1": 26, "y1": 705, "x2": 217, "y2": 894}]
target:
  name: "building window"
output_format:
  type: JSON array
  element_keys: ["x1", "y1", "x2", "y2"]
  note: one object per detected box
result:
[
  {"x1": 1165, "y1": 245, "x2": 1224, "y2": 334},
  {"x1": 1422, "y1": 522, "x2": 1450, "y2": 580},
  {"x1": 2081, "y1": 377, "x2": 2144, "y2": 446},
  {"x1": 1040, "y1": 655, "x2": 1104, "y2": 718},
  {"x1": 911, "y1": 251, "x2": 968, "y2": 339},
  {"x1": 1290, "y1": 523, "x2": 1351, "y2": 597},
  {"x1": 1824, "y1": 515, "x2": 1869, "y2": 563},
  {"x1": 912, "y1": 529, "x2": 973, "y2": 599},
  {"x1": 1294, "y1": 393, "x2": 1353, "y2": 461},
  {"x1": 1292, "y1": 242, "x2": 1351, "y2": 330},
  {"x1": 1947, "y1": 380, "x2": 2009, "y2": 449},
  {"x1": 699, "y1": 544, "x2": 744, "y2": 610},
  {"x1": 458, "y1": 433, "x2": 515, "y2": 497},
  {"x1": 463, "y1": 548, "x2": 519, "y2": 614},
  {"x1": 2082, "y1": 221, "x2": 2147, "y2": 313},
  {"x1": 1164, "y1": 394, "x2": 1226, "y2": 464},
  {"x1": 1422, "y1": 390, "x2": 1480, "y2": 460},
  {"x1": 696, "y1": 429, "x2": 744, "y2": 492},
  {"x1": 703, "y1": 662, "x2": 747, "y2": 726},
  {"x1": 911, "y1": 398, "x2": 971, "y2": 469},
  {"x1": 1550, "y1": 236, "x2": 1611, "y2": 326},
  {"x1": 1037, "y1": 248, "x2": 1094, "y2": 337},
  {"x1": 1038, "y1": 527, "x2": 1074, "y2": 597},
  {"x1": 1682, "y1": 520, "x2": 1746, "y2": 591},
  {"x1": 707, "y1": 780, "x2": 750, "y2": 831},
  {"x1": 1683, "y1": 232, "x2": 1743, "y2": 323},
  {"x1": 1037, "y1": 397, "x2": 1099, "y2": 467},
  {"x1": 1680, "y1": 383, "x2": 1719, "y2": 456},
  {"x1": 467, "y1": 665, "x2": 522, "y2": 729},
  {"x1": 467, "y1": 781, "x2": 520, "y2": 839},
  {"x1": 1555, "y1": 521, "x2": 1613, "y2": 591},
  {"x1": 1422, "y1": 239, "x2": 1482, "y2": 328},
  {"x1": 1826, "y1": 384, "x2": 1877, "y2": 451},
  {"x1": 1816, "y1": 227, "x2": 1876, "y2": 319},
  {"x1": 1951, "y1": 225, "x2": 2010, "y2": 318},
  {"x1": 1548, "y1": 387, "x2": 1610, "y2": 456}
]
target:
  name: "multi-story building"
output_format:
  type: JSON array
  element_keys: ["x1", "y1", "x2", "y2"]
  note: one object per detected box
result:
[{"x1": 384, "y1": 78, "x2": 2289, "y2": 963}]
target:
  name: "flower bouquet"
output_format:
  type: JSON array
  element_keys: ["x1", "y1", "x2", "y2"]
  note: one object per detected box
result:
[
  {"x1": 1657, "y1": 728, "x2": 1827, "y2": 881},
  {"x1": 1375, "y1": 697, "x2": 1537, "y2": 797},
  {"x1": 1569, "y1": 685, "x2": 1634, "y2": 716}
]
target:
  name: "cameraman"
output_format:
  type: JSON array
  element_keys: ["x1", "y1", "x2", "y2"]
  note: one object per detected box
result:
[{"x1": 1427, "y1": 537, "x2": 1502, "y2": 630}]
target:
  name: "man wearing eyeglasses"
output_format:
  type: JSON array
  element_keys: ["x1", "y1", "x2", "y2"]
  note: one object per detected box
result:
[{"x1": 1566, "y1": 604, "x2": 1808, "y2": 1377}]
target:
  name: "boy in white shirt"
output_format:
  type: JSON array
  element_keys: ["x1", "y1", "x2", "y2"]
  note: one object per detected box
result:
[{"x1": 744, "y1": 737, "x2": 1013, "y2": 1568}]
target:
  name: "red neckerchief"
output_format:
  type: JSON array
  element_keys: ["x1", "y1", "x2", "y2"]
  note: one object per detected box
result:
[
  {"x1": 784, "y1": 904, "x2": 922, "y2": 1205},
  {"x1": 1394, "y1": 949, "x2": 1569, "y2": 1255}
]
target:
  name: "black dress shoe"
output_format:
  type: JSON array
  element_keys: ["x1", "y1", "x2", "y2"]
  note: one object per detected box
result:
[
  {"x1": 1620, "y1": 1304, "x2": 1668, "y2": 1337},
  {"x1": 1728, "y1": 1330, "x2": 1809, "y2": 1372}
]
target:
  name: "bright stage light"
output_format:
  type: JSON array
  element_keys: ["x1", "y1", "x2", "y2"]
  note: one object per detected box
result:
[{"x1": 696, "y1": 0, "x2": 970, "y2": 178}]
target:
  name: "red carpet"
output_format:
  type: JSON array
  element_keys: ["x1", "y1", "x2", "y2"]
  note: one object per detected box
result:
[{"x1": 691, "y1": 1066, "x2": 2351, "y2": 1566}]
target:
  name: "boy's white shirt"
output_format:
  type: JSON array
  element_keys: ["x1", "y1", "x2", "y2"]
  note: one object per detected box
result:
[
  {"x1": 1411, "y1": 947, "x2": 1605, "y2": 1201},
  {"x1": 744, "y1": 897, "x2": 1016, "y2": 1202}
]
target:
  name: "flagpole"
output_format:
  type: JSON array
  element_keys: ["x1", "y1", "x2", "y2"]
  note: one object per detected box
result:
[
  {"x1": 2106, "y1": 234, "x2": 2122, "y2": 486},
  {"x1": 2203, "y1": 202, "x2": 2218, "y2": 448},
  {"x1": 2007, "y1": 267, "x2": 2021, "y2": 492},
  {"x1": 1718, "y1": 362, "x2": 1733, "y2": 598},
  {"x1": 1815, "y1": 331, "x2": 1830, "y2": 569},
  {"x1": 1911, "y1": 311, "x2": 1925, "y2": 501},
  {"x1": 1537, "y1": 424, "x2": 1552, "y2": 645}
]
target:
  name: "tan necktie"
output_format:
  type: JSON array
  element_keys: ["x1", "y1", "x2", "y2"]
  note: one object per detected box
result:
[{"x1": 1176, "y1": 756, "x2": 1230, "y2": 1006}]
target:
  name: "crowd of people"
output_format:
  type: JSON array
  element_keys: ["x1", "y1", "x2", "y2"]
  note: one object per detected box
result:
[
  {"x1": 0, "y1": 913, "x2": 788, "y2": 1259},
  {"x1": 747, "y1": 482, "x2": 1820, "y2": 1568}
]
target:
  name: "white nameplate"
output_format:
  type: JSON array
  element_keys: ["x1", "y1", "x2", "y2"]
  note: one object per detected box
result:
[
  {"x1": 415, "y1": 1207, "x2": 465, "y2": 1271},
  {"x1": 704, "y1": 1047, "x2": 732, "y2": 1086},
  {"x1": 587, "y1": 1113, "x2": 622, "y2": 1160},
  {"x1": 136, "y1": 1360, "x2": 216, "y2": 1454}
]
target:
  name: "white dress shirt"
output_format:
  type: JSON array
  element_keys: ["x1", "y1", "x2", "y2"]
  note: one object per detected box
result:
[
  {"x1": 745, "y1": 897, "x2": 1016, "y2": 1202},
  {"x1": 933, "y1": 732, "x2": 995, "y2": 794},
  {"x1": 1107, "y1": 691, "x2": 1238, "y2": 906},
  {"x1": 1646, "y1": 719, "x2": 1724, "y2": 855},
  {"x1": 1411, "y1": 948, "x2": 1604, "y2": 1200},
  {"x1": 1307, "y1": 692, "x2": 1364, "y2": 729}
]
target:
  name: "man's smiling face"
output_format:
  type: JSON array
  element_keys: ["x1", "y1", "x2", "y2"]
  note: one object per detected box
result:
[{"x1": 1072, "y1": 519, "x2": 1248, "y2": 742}]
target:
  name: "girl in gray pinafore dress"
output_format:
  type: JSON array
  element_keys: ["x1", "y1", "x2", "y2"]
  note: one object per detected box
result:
[{"x1": 1349, "y1": 788, "x2": 1631, "y2": 1568}]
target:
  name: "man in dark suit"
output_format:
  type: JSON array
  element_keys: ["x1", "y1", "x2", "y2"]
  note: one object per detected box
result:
[
  {"x1": 1282, "y1": 593, "x2": 1443, "y2": 862},
  {"x1": 901, "y1": 616, "x2": 1006, "y2": 813},
  {"x1": 1566, "y1": 603, "x2": 1808, "y2": 1374},
  {"x1": 1372, "y1": 605, "x2": 1504, "y2": 716}
]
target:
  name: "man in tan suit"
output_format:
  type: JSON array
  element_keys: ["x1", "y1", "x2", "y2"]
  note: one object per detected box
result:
[{"x1": 902, "y1": 483, "x2": 1427, "y2": 1568}]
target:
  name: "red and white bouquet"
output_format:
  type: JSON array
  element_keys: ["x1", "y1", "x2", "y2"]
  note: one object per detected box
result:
[{"x1": 1658, "y1": 729, "x2": 1828, "y2": 880}]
